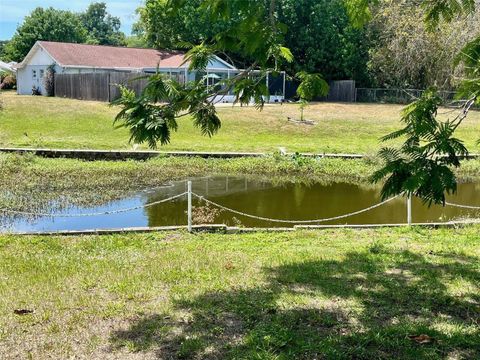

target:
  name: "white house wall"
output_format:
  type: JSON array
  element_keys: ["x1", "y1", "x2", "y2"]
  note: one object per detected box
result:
[
  {"x1": 16, "y1": 46, "x2": 59, "y2": 95},
  {"x1": 16, "y1": 65, "x2": 57, "y2": 95},
  {"x1": 26, "y1": 46, "x2": 55, "y2": 65}
]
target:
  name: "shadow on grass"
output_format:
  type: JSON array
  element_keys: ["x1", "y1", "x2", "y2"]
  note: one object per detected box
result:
[{"x1": 110, "y1": 249, "x2": 480, "y2": 359}]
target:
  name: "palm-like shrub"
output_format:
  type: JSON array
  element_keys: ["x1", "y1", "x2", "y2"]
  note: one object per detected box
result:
[
  {"x1": 372, "y1": 88, "x2": 472, "y2": 206},
  {"x1": 296, "y1": 71, "x2": 329, "y2": 121},
  {"x1": 112, "y1": 73, "x2": 222, "y2": 148}
]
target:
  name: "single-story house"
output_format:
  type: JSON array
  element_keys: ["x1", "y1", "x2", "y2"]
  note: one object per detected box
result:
[{"x1": 15, "y1": 41, "x2": 285, "y2": 102}]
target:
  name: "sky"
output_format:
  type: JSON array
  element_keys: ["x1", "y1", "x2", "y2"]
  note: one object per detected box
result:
[{"x1": 0, "y1": 0, "x2": 143, "y2": 40}]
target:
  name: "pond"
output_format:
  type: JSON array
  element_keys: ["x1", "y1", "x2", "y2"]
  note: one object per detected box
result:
[{"x1": 1, "y1": 176, "x2": 480, "y2": 232}]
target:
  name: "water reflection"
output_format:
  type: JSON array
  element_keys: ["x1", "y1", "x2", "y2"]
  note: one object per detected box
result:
[{"x1": 2, "y1": 176, "x2": 480, "y2": 232}]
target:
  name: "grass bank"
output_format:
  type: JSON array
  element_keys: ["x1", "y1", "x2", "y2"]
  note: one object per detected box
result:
[
  {"x1": 1, "y1": 227, "x2": 479, "y2": 359},
  {"x1": 2, "y1": 91, "x2": 480, "y2": 154}
]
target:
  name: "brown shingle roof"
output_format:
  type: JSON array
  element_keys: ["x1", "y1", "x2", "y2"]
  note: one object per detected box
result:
[{"x1": 38, "y1": 41, "x2": 187, "y2": 69}]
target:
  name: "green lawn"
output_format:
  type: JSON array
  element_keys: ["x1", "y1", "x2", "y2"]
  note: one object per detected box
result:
[
  {"x1": 2, "y1": 91, "x2": 480, "y2": 154},
  {"x1": 1, "y1": 92, "x2": 480, "y2": 359},
  {"x1": 0, "y1": 227, "x2": 479, "y2": 359}
]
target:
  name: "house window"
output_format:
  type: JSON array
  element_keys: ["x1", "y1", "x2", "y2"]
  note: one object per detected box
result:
[
  {"x1": 32, "y1": 70, "x2": 37, "y2": 79},
  {"x1": 40, "y1": 69, "x2": 44, "y2": 78}
]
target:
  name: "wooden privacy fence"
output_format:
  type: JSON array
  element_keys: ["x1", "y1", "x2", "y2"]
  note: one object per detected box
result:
[
  {"x1": 55, "y1": 72, "x2": 357, "y2": 103},
  {"x1": 325, "y1": 80, "x2": 356, "y2": 102},
  {"x1": 55, "y1": 73, "x2": 109, "y2": 101},
  {"x1": 55, "y1": 72, "x2": 152, "y2": 102},
  {"x1": 284, "y1": 80, "x2": 357, "y2": 102}
]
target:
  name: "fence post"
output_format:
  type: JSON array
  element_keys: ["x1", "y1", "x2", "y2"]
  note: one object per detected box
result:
[
  {"x1": 407, "y1": 194, "x2": 412, "y2": 226},
  {"x1": 107, "y1": 72, "x2": 111, "y2": 103},
  {"x1": 187, "y1": 181, "x2": 192, "y2": 232}
]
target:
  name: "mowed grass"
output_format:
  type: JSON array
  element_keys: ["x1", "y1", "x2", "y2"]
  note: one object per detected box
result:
[
  {"x1": 0, "y1": 227, "x2": 479, "y2": 359},
  {"x1": 2, "y1": 91, "x2": 480, "y2": 153}
]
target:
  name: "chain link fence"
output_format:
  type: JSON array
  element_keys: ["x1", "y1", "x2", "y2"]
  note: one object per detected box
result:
[{"x1": 355, "y1": 88, "x2": 459, "y2": 105}]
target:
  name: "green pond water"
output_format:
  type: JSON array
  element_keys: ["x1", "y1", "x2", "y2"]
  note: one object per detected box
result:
[{"x1": 1, "y1": 176, "x2": 479, "y2": 232}]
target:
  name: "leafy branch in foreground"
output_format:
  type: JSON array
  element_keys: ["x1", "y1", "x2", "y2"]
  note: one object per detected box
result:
[
  {"x1": 112, "y1": 74, "x2": 221, "y2": 148},
  {"x1": 456, "y1": 35, "x2": 480, "y2": 101},
  {"x1": 372, "y1": 89, "x2": 476, "y2": 206}
]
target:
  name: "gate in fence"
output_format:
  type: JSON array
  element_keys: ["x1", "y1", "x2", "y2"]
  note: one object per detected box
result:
[
  {"x1": 283, "y1": 80, "x2": 357, "y2": 102},
  {"x1": 325, "y1": 80, "x2": 356, "y2": 102}
]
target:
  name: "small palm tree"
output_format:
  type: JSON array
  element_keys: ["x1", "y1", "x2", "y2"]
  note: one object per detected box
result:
[
  {"x1": 295, "y1": 71, "x2": 329, "y2": 121},
  {"x1": 372, "y1": 88, "x2": 473, "y2": 206}
]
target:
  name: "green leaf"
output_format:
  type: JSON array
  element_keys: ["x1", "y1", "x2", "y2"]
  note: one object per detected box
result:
[
  {"x1": 296, "y1": 72, "x2": 329, "y2": 101},
  {"x1": 279, "y1": 46, "x2": 294, "y2": 63},
  {"x1": 373, "y1": 88, "x2": 467, "y2": 206}
]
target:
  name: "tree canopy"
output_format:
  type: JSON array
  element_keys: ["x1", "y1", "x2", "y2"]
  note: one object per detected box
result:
[
  {"x1": 3, "y1": 7, "x2": 87, "y2": 62},
  {"x1": 3, "y1": 2, "x2": 126, "y2": 62},
  {"x1": 366, "y1": 0, "x2": 480, "y2": 89},
  {"x1": 278, "y1": 0, "x2": 370, "y2": 84},
  {"x1": 80, "y1": 2, "x2": 126, "y2": 46},
  {"x1": 134, "y1": 0, "x2": 371, "y2": 84}
]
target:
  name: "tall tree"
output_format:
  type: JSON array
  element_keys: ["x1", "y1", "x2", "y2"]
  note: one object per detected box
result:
[
  {"x1": 3, "y1": 7, "x2": 87, "y2": 62},
  {"x1": 80, "y1": 2, "x2": 126, "y2": 46},
  {"x1": 278, "y1": 0, "x2": 370, "y2": 84},
  {"x1": 0, "y1": 41, "x2": 9, "y2": 60},
  {"x1": 366, "y1": 0, "x2": 480, "y2": 89},
  {"x1": 134, "y1": 0, "x2": 228, "y2": 50},
  {"x1": 134, "y1": 0, "x2": 370, "y2": 83}
]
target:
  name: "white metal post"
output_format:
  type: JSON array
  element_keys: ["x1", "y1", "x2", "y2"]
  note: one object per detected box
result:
[
  {"x1": 206, "y1": 70, "x2": 209, "y2": 93},
  {"x1": 407, "y1": 194, "x2": 412, "y2": 226},
  {"x1": 227, "y1": 69, "x2": 231, "y2": 96},
  {"x1": 265, "y1": 71, "x2": 270, "y2": 103},
  {"x1": 187, "y1": 181, "x2": 192, "y2": 232}
]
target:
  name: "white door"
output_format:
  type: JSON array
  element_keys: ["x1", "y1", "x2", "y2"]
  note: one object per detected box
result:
[{"x1": 32, "y1": 68, "x2": 45, "y2": 93}]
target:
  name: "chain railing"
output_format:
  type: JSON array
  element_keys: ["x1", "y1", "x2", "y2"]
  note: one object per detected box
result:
[
  {"x1": 0, "y1": 192, "x2": 186, "y2": 218},
  {"x1": 191, "y1": 192, "x2": 401, "y2": 224},
  {"x1": 1, "y1": 181, "x2": 480, "y2": 232}
]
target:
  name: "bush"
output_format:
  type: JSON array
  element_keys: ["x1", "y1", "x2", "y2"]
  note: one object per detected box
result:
[
  {"x1": 31, "y1": 86, "x2": 41, "y2": 95},
  {"x1": 0, "y1": 73, "x2": 16, "y2": 90},
  {"x1": 44, "y1": 65, "x2": 55, "y2": 96}
]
